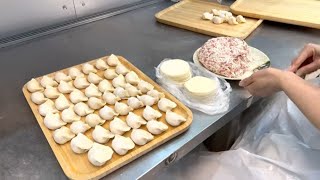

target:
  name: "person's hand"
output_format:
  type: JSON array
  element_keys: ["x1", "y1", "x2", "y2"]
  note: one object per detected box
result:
[
  {"x1": 239, "y1": 68, "x2": 286, "y2": 97},
  {"x1": 288, "y1": 43, "x2": 320, "y2": 77}
]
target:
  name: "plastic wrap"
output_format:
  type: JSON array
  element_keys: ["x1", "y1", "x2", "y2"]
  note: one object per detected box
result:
[
  {"x1": 156, "y1": 78, "x2": 320, "y2": 180},
  {"x1": 155, "y1": 59, "x2": 231, "y2": 115}
]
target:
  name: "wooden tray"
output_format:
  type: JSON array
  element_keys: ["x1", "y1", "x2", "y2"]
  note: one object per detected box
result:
[
  {"x1": 230, "y1": 0, "x2": 320, "y2": 29},
  {"x1": 22, "y1": 56, "x2": 193, "y2": 180},
  {"x1": 155, "y1": 0, "x2": 263, "y2": 39}
]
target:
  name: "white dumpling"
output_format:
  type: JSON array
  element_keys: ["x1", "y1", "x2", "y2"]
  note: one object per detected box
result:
[
  {"x1": 114, "y1": 102, "x2": 133, "y2": 116},
  {"x1": 165, "y1": 110, "x2": 186, "y2": 126},
  {"x1": 85, "y1": 84, "x2": 102, "y2": 98},
  {"x1": 137, "y1": 95, "x2": 157, "y2": 106},
  {"x1": 74, "y1": 77, "x2": 90, "y2": 89},
  {"x1": 98, "y1": 79, "x2": 114, "y2": 93},
  {"x1": 158, "y1": 98, "x2": 177, "y2": 112},
  {"x1": 88, "y1": 143, "x2": 114, "y2": 166},
  {"x1": 212, "y1": 16, "x2": 224, "y2": 24},
  {"x1": 61, "y1": 106, "x2": 81, "y2": 123},
  {"x1": 87, "y1": 72, "x2": 103, "y2": 84},
  {"x1": 68, "y1": 67, "x2": 84, "y2": 80},
  {"x1": 71, "y1": 133, "x2": 93, "y2": 154},
  {"x1": 109, "y1": 117, "x2": 131, "y2": 135},
  {"x1": 127, "y1": 97, "x2": 144, "y2": 110},
  {"x1": 74, "y1": 102, "x2": 94, "y2": 116},
  {"x1": 82, "y1": 63, "x2": 97, "y2": 74},
  {"x1": 53, "y1": 126, "x2": 75, "y2": 144},
  {"x1": 40, "y1": 76, "x2": 58, "y2": 88},
  {"x1": 146, "y1": 120, "x2": 168, "y2": 135},
  {"x1": 31, "y1": 91, "x2": 47, "y2": 105},
  {"x1": 85, "y1": 114, "x2": 106, "y2": 127},
  {"x1": 102, "y1": 91, "x2": 120, "y2": 105},
  {"x1": 38, "y1": 99, "x2": 58, "y2": 116},
  {"x1": 113, "y1": 87, "x2": 129, "y2": 99},
  {"x1": 70, "y1": 121, "x2": 91, "y2": 134},
  {"x1": 126, "y1": 112, "x2": 147, "y2": 129},
  {"x1": 104, "y1": 69, "x2": 118, "y2": 80},
  {"x1": 99, "y1": 106, "x2": 118, "y2": 120},
  {"x1": 55, "y1": 94, "x2": 70, "y2": 111},
  {"x1": 95, "y1": 58, "x2": 109, "y2": 70},
  {"x1": 55, "y1": 72, "x2": 72, "y2": 83},
  {"x1": 131, "y1": 129, "x2": 154, "y2": 146},
  {"x1": 211, "y1": 9, "x2": 220, "y2": 16},
  {"x1": 58, "y1": 80, "x2": 74, "y2": 93},
  {"x1": 112, "y1": 74, "x2": 126, "y2": 88},
  {"x1": 236, "y1": 15, "x2": 246, "y2": 23},
  {"x1": 44, "y1": 112, "x2": 66, "y2": 130},
  {"x1": 202, "y1": 12, "x2": 214, "y2": 20},
  {"x1": 107, "y1": 54, "x2": 119, "y2": 67},
  {"x1": 92, "y1": 125, "x2": 114, "y2": 143},
  {"x1": 142, "y1": 106, "x2": 162, "y2": 121},
  {"x1": 125, "y1": 84, "x2": 141, "y2": 97},
  {"x1": 111, "y1": 135, "x2": 135, "y2": 155},
  {"x1": 44, "y1": 86, "x2": 60, "y2": 99},
  {"x1": 115, "y1": 64, "x2": 129, "y2": 75},
  {"x1": 137, "y1": 80, "x2": 154, "y2": 93},
  {"x1": 69, "y1": 89, "x2": 88, "y2": 104},
  {"x1": 125, "y1": 71, "x2": 140, "y2": 85},
  {"x1": 147, "y1": 90, "x2": 165, "y2": 101},
  {"x1": 87, "y1": 97, "x2": 106, "y2": 110},
  {"x1": 26, "y1": 78, "x2": 43, "y2": 92},
  {"x1": 227, "y1": 16, "x2": 239, "y2": 25}
]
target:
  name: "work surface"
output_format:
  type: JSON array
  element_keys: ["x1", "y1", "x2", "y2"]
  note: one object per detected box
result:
[{"x1": 0, "y1": 0, "x2": 319, "y2": 179}]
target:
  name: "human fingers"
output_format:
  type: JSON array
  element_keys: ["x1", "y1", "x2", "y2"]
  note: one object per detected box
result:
[
  {"x1": 239, "y1": 75, "x2": 254, "y2": 87},
  {"x1": 296, "y1": 61, "x2": 319, "y2": 77},
  {"x1": 290, "y1": 44, "x2": 315, "y2": 72}
]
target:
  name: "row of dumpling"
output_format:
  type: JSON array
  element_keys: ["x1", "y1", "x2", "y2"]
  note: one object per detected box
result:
[
  {"x1": 53, "y1": 125, "x2": 152, "y2": 166},
  {"x1": 202, "y1": 9, "x2": 246, "y2": 25}
]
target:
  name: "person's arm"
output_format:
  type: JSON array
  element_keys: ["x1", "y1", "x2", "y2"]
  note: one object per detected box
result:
[
  {"x1": 240, "y1": 68, "x2": 320, "y2": 129},
  {"x1": 280, "y1": 71, "x2": 320, "y2": 129}
]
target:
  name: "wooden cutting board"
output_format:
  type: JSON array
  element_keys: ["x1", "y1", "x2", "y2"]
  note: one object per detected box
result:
[
  {"x1": 22, "y1": 55, "x2": 193, "y2": 180},
  {"x1": 231, "y1": 0, "x2": 320, "y2": 29},
  {"x1": 155, "y1": 0, "x2": 263, "y2": 39}
]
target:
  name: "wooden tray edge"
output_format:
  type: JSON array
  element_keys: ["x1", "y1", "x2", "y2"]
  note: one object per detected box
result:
[{"x1": 230, "y1": 0, "x2": 320, "y2": 29}]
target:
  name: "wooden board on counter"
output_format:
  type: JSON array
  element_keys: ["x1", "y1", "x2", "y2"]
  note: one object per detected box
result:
[
  {"x1": 155, "y1": 0, "x2": 263, "y2": 39},
  {"x1": 22, "y1": 55, "x2": 193, "y2": 180},
  {"x1": 230, "y1": 0, "x2": 320, "y2": 29}
]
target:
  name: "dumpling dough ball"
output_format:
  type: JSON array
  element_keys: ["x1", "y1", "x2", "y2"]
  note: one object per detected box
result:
[
  {"x1": 236, "y1": 15, "x2": 246, "y2": 23},
  {"x1": 107, "y1": 54, "x2": 119, "y2": 67},
  {"x1": 88, "y1": 143, "x2": 114, "y2": 166},
  {"x1": 146, "y1": 120, "x2": 168, "y2": 135},
  {"x1": 92, "y1": 125, "x2": 114, "y2": 143},
  {"x1": 165, "y1": 110, "x2": 187, "y2": 127},
  {"x1": 82, "y1": 63, "x2": 97, "y2": 75},
  {"x1": 111, "y1": 135, "x2": 135, "y2": 155},
  {"x1": 202, "y1": 12, "x2": 214, "y2": 20},
  {"x1": 227, "y1": 16, "x2": 239, "y2": 25},
  {"x1": 70, "y1": 133, "x2": 93, "y2": 154},
  {"x1": 109, "y1": 117, "x2": 131, "y2": 135},
  {"x1": 184, "y1": 76, "x2": 217, "y2": 99},
  {"x1": 212, "y1": 16, "x2": 224, "y2": 24},
  {"x1": 158, "y1": 98, "x2": 177, "y2": 112},
  {"x1": 26, "y1": 78, "x2": 43, "y2": 92},
  {"x1": 130, "y1": 129, "x2": 154, "y2": 146},
  {"x1": 31, "y1": 91, "x2": 47, "y2": 105},
  {"x1": 211, "y1": 9, "x2": 220, "y2": 16},
  {"x1": 53, "y1": 126, "x2": 75, "y2": 144},
  {"x1": 160, "y1": 59, "x2": 191, "y2": 83}
]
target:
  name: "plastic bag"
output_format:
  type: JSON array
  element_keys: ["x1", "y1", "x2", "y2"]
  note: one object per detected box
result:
[
  {"x1": 155, "y1": 59, "x2": 231, "y2": 115},
  {"x1": 155, "y1": 78, "x2": 320, "y2": 180}
]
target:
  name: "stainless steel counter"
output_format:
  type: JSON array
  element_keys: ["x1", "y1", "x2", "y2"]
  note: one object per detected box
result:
[{"x1": 0, "y1": 0, "x2": 319, "y2": 179}]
